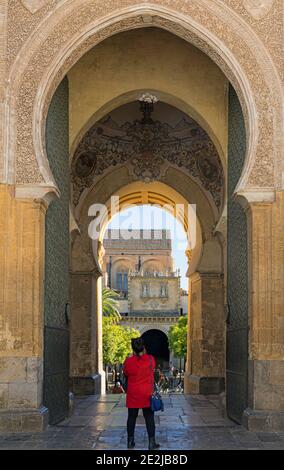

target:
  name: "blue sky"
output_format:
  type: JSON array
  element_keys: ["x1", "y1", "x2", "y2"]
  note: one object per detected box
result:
[{"x1": 106, "y1": 205, "x2": 188, "y2": 290}]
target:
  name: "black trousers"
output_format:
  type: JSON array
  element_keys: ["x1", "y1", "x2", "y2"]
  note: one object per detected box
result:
[{"x1": 127, "y1": 407, "x2": 155, "y2": 439}]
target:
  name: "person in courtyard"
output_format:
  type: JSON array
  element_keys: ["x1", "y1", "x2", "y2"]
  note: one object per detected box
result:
[
  {"x1": 123, "y1": 337, "x2": 160, "y2": 450},
  {"x1": 112, "y1": 381, "x2": 124, "y2": 394},
  {"x1": 160, "y1": 373, "x2": 169, "y2": 394},
  {"x1": 168, "y1": 362, "x2": 174, "y2": 389},
  {"x1": 154, "y1": 366, "x2": 162, "y2": 386}
]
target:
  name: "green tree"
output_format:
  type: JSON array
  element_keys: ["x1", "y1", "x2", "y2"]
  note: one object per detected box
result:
[
  {"x1": 102, "y1": 287, "x2": 140, "y2": 388},
  {"x1": 116, "y1": 326, "x2": 140, "y2": 365},
  {"x1": 102, "y1": 317, "x2": 119, "y2": 366},
  {"x1": 102, "y1": 287, "x2": 121, "y2": 322},
  {"x1": 168, "y1": 316, "x2": 188, "y2": 377},
  {"x1": 103, "y1": 318, "x2": 140, "y2": 367}
]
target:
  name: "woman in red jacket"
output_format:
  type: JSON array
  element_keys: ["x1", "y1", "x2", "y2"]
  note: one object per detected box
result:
[{"x1": 123, "y1": 337, "x2": 160, "y2": 450}]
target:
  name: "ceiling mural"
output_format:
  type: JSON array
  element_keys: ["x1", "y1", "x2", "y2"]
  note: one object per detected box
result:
[{"x1": 71, "y1": 99, "x2": 224, "y2": 211}]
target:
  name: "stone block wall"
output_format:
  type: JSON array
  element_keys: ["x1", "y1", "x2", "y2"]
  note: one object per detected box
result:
[{"x1": 0, "y1": 185, "x2": 48, "y2": 431}]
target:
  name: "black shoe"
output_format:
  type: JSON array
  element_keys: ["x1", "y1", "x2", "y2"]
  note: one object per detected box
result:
[
  {"x1": 127, "y1": 437, "x2": 135, "y2": 449},
  {"x1": 148, "y1": 437, "x2": 160, "y2": 450}
]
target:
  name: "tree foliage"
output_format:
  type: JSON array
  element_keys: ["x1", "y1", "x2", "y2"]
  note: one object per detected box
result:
[
  {"x1": 102, "y1": 287, "x2": 121, "y2": 322},
  {"x1": 102, "y1": 317, "x2": 140, "y2": 366},
  {"x1": 168, "y1": 316, "x2": 188, "y2": 358}
]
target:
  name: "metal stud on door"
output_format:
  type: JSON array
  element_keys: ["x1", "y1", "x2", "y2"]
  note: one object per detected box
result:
[{"x1": 43, "y1": 78, "x2": 70, "y2": 425}]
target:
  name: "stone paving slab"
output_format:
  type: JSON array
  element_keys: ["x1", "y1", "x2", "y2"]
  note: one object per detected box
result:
[{"x1": 0, "y1": 394, "x2": 284, "y2": 450}]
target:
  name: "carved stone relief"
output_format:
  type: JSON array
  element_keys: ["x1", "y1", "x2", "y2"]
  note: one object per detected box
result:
[
  {"x1": 243, "y1": 0, "x2": 274, "y2": 19},
  {"x1": 71, "y1": 104, "x2": 224, "y2": 210},
  {"x1": 21, "y1": 0, "x2": 51, "y2": 14},
  {"x1": 4, "y1": 1, "x2": 283, "y2": 191}
]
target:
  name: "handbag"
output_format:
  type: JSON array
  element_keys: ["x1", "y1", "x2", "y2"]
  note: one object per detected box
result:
[{"x1": 149, "y1": 357, "x2": 164, "y2": 413}]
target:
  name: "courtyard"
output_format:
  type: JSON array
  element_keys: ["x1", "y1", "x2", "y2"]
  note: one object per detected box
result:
[{"x1": 0, "y1": 394, "x2": 284, "y2": 451}]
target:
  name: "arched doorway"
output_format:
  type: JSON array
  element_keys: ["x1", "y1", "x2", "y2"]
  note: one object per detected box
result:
[
  {"x1": 49, "y1": 29, "x2": 246, "y2": 428},
  {"x1": 3, "y1": 4, "x2": 282, "y2": 434},
  {"x1": 142, "y1": 330, "x2": 170, "y2": 369},
  {"x1": 69, "y1": 88, "x2": 226, "y2": 405}
]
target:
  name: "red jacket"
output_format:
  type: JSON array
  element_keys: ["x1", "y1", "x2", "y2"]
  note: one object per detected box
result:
[{"x1": 123, "y1": 354, "x2": 155, "y2": 408}]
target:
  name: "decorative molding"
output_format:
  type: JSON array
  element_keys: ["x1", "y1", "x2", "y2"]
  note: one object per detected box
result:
[
  {"x1": 243, "y1": 0, "x2": 275, "y2": 20},
  {"x1": 21, "y1": 1, "x2": 50, "y2": 14},
  {"x1": 15, "y1": 184, "x2": 60, "y2": 207},
  {"x1": 235, "y1": 189, "x2": 276, "y2": 209},
  {"x1": 71, "y1": 111, "x2": 224, "y2": 210},
  {"x1": 120, "y1": 320, "x2": 177, "y2": 335},
  {"x1": 3, "y1": 1, "x2": 283, "y2": 191}
]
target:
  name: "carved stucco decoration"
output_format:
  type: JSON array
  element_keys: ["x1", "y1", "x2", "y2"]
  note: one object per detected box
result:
[
  {"x1": 225, "y1": 1, "x2": 283, "y2": 84},
  {"x1": 243, "y1": 0, "x2": 275, "y2": 19},
  {"x1": 71, "y1": 111, "x2": 224, "y2": 210},
  {"x1": 4, "y1": 1, "x2": 283, "y2": 193},
  {"x1": 7, "y1": 1, "x2": 283, "y2": 88},
  {"x1": 21, "y1": 0, "x2": 51, "y2": 14}
]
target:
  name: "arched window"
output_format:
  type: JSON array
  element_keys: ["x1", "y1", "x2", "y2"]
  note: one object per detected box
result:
[{"x1": 116, "y1": 272, "x2": 128, "y2": 292}]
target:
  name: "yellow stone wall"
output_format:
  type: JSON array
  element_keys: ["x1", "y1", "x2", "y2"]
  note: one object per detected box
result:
[
  {"x1": 0, "y1": 185, "x2": 45, "y2": 413},
  {"x1": 188, "y1": 273, "x2": 225, "y2": 378},
  {"x1": 0, "y1": 185, "x2": 45, "y2": 358},
  {"x1": 102, "y1": 253, "x2": 173, "y2": 290},
  {"x1": 129, "y1": 276, "x2": 179, "y2": 313},
  {"x1": 248, "y1": 192, "x2": 284, "y2": 361}
]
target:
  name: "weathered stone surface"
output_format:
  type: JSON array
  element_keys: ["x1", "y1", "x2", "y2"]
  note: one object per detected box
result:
[
  {"x1": 26, "y1": 358, "x2": 43, "y2": 383},
  {"x1": 249, "y1": 194, "x2": 284, "y2": 360},
  {"x1": 0, "y1": 357, "x2": 27, "y2": 383},
  {"x1": 250, "y1": 360, "x2": 270, "y2": 385},
  {"x1": 70, "y1": 273, "x2": 95, "y2": 377},
  {"x1": 70, "y1": 375, "x2": 102, "y2": 396},
  {"x1": 184, "y1": 271, "x2": 225, "y2": 395},
  {"x1": 248, "y1": 360, "x2": 284, "y2": 412},
  {"x1": 0, "y1": 407, "x2": 48, "y2": 433},
  {"x1": 243, "y1": 408, "x2": 284, "y2": 433},
  {"x1": 1, "y1": 394, "x2": 284, "y2": 449},
  {"x1": 8, "y1": 382, "x2": 41, "y2": 409},
  {"x1": 185, "y1": 375, "x2": 225, "y2": 395},
  {"x1": 21, "y1": 408, "x2": 49, "y2": 432},
  {"x1": 21, "y1": 1, "x2": 50, "y2": 14},
  {"x1": 269, "y1": 361, "x2": 284, "y2": 385},
  {"x1": 0, "y1": 384, "x2": 8, "y2": 409},
  {"x1": 0, "y1": 185, "x2": 45, "y2": 357}
]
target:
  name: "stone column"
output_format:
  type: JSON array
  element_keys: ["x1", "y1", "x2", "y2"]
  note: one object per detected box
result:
[
  {"x1": 242, "y1": 192, "x2": 284, "y2": 431},
  {"x1": 93, "y1": 274, "x2": 106, "y2": 394},
  {"x1": 184, "y1": 272, "x2": 225, "y2": 394},
  {"x1": 0, "y1": 185, "x2": 48, "y2": 432},
  {"x1": 69, "y1": 270, "x2": 105, "y2": 395}
]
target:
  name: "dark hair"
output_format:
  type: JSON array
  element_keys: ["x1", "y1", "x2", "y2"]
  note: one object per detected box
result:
[{"x1": 131, "y1": 337, "x2": 145, "y2": 356}]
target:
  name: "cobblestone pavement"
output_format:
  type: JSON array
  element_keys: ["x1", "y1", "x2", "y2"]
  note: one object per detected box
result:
[{"x1": 1, "y1": 394, "x2": 284, "y2": 450}]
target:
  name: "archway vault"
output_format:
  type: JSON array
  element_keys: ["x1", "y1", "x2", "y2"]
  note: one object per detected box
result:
[
  {"x1": 73, "y1": 172, "x2": 222, "y2": 279},
  {"x1": 71, "y1": 97, "x2": 225, "y2": 219},
  {"x1": 69, "y1": 89, "x2": 227, "y2": 170},
  {"x1": 93, "y1": 181, "x2": 203, "y2": 277},
  {"x1": 3, "y1": 1, "x2": 283, "y2": 201}
]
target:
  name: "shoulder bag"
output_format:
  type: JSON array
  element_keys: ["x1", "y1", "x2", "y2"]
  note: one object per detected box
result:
[{"x1": 149, "y1": 356, "x2": 164, "y2": 412}]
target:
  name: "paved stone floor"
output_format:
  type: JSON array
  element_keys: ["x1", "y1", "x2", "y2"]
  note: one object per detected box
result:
[{"x1": 0, "y1": 394, "x2": 284, "y2": 450}]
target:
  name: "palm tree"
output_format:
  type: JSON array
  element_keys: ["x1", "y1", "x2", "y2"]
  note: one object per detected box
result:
[
  {"x1": 102, "y1": 287, "x2": 121, "y2": 323},
  {"x1": 102, "y1": 287, "x2": 121, "y2": 389}
]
